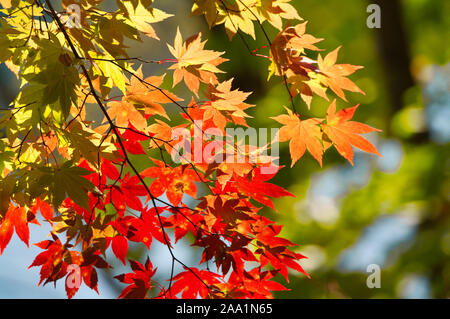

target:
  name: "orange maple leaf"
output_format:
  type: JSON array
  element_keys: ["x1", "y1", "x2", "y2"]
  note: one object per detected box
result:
[
  {"x1": 108, "y1": 100, "x2": 148, "y2": 132},
  {"x1": 323, "y1": 100, "x2": 381, "y2": 165},
  {"x1": 125, "y1": 66, "x2": 182, "y2": 119},
  {"x1": 271, "y1": 107, "x2": 324, "y2": 167},
  {"x1": 147, "y1": 119, "x2": 190, "y2": 159},
  {"x1": 318, "y1": 46, "x2": 365, "y2": 101},
  {"x1": 203, "y1": 79, "x2": 254, "y2": 130}
]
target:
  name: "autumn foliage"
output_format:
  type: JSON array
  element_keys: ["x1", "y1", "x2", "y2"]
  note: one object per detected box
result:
[{"x1": 0, "y1": 0, "x2": 380, "y2": 298}]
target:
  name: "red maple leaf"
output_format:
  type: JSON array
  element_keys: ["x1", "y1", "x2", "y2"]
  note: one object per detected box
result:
[
  {"x1": 0, "y1": 204, "x2": 30, "y2": 254},
  {"x1": 141, "y1": 159, "x2": 200, "y2": 206},
  {"x1": 115, "y1": 257, "x2": 157, "y2": 299},
  {"x1": 170, "y1": 267, "x2": 221, "y2": 299}
]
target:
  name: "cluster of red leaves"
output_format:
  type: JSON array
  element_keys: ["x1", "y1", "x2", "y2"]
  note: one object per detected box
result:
[
  {"x1": 28, "y1": 235, "x2": 108, "y2": 298},
  {"x1": 4, "y1": 100, "x2": 306, "y2": 299},
  {"x1": 14, "y1": 71, "x2": 309, "y2": 298}
]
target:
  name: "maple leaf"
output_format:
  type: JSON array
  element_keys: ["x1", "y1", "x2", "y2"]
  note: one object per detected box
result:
[
  {"x1": 270, "y1": 22, "x2": 323, "y2": 77},
  {"x1": 205, "y1": 78, "x2": 254, "y2": 129},
  {"x1": 268, "y1": 22, "x2": 330, "y2": 107},
  {"x1": 101, "y1": 159, "x2": 120, "y2": 181},
  {"x1": 45, "y1": 162, "x2": 98, "y2": 210},
  {"x1": 147, "y1": 119, "x2": 178, "y2": 152},
  {"x1": 62, "y1": 121, "x2": 111, "y2": 168},
  {"x1": 124, "y1": 66, "x2": 182, "y2": 120},
  {"x1": 323, "y1": 100, "x2": 381, "y2": 165},
  {"x1": 238, "y1": 216, "x2": 309, "y2": 280},
  {"x1": 29, "y1": 237, "x2": 68, "y2": 286},
  {"x1": 108, "y1": 100, "x2": 148, "y2": 132},
  {"x1": 65, "y1": 259, "x2": 99, "y2": 299},
  {"x1": 128, "y1": 207, "x2": 169, "y2": 248},
  {"x1": 166, "y1": 206, "x2": 203, "y2": 243},
  {"x1": 170, "y1": 267, "x2": 221, "y2": 299},
  {"x1": 63, "y1": 250, "x2": 100, "y2": 299},
  {"x1": 141, "y1": 159, "x2": 200, "y2": 206},
  {"x1": 118, "y1": 0, "x2": 173, "y2": 40},
  {"x1": 192, "y1": 0, "x2": 258, "y2": 40},
  {"x1": 258, "y1": 246, "x2": 309, "y2": 281},
  {"x1": 0, "y1": 204, "x2": 29, "y2": 254},
  {"x1": 271, "y1": 107, "x2": 324, "y2": 167},
  {"x1": 286, "y1": 72, "x2": 329, "y2": 108},
  {"x1": 108, "y1": 173, "x2": 147, "y2": 214},
  {"x1": 256, "y1": 0, "x2": 302, "y2": 30},
  {"x1": 285, "y1": 23, "x2": 323, "y2": 53},
  {"x1": 111, "y1": 235, "x2": 128, "y2": 266},
  {"x1": 115, "y1": 257, "x2": 157, "y2": 299},
  {"x1": 221, "y1": 0, "x2": 258, "y2": 40},
  {"x1": 31, "y1": 197, "x2": 54, "y2": 222},
  {"x1": 167, "y1": 28, "x2": 228, "y2": 95},
  {"x1": 215, "y1": 161, "x2": 253, "y2": 188},
  {"x1": 120, "y1": 128, "x2": 148, "y2": 155},
  {"x1": 198, "y1": 194, "x2": 254, "y2": 232},
  {"x1": 92, "y1": 57, "x2": 128, "y2": 94},
  {"x1": 191, "y1": 0, "x2": 221, "y2": 28},
  {"x1": 242, "y1": 268, "x2": 289, "y2": 298},
  {"x1": 37, "y1": 130, "x2": 58, "y2": 156},
  {"x1": 184, "y1": 80, "x2": 254, "y2": 134},
  {"x1": 318, "y1": 46, "x2": 365, "y2": 101},
  {"x1": 233, "y1": 167, "x2": 295, "y2": 210}
]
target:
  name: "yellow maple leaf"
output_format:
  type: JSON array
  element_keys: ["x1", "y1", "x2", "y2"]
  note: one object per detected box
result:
[
  {"x1": 167, "y1": 28, "x2": 228, "y2": 95},
  {"x1": 119, "y1": 0, "x2": 173, "y2": 40}
]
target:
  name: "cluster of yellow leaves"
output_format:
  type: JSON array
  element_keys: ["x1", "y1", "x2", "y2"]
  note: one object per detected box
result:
[
  {"x1": 191, "y1": 0, "x2": 301, "y2": 40},
  {"x1": 190, "y1": 1, "x2": 365, "y2": 110},
  {"x1": 0, "y1": 0, "x2": 176, "y2": 215}
]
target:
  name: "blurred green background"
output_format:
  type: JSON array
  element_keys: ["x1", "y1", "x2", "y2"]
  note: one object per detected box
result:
[{"x1": 0, "y1": 0, "x2": 448, "y2": 298}]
